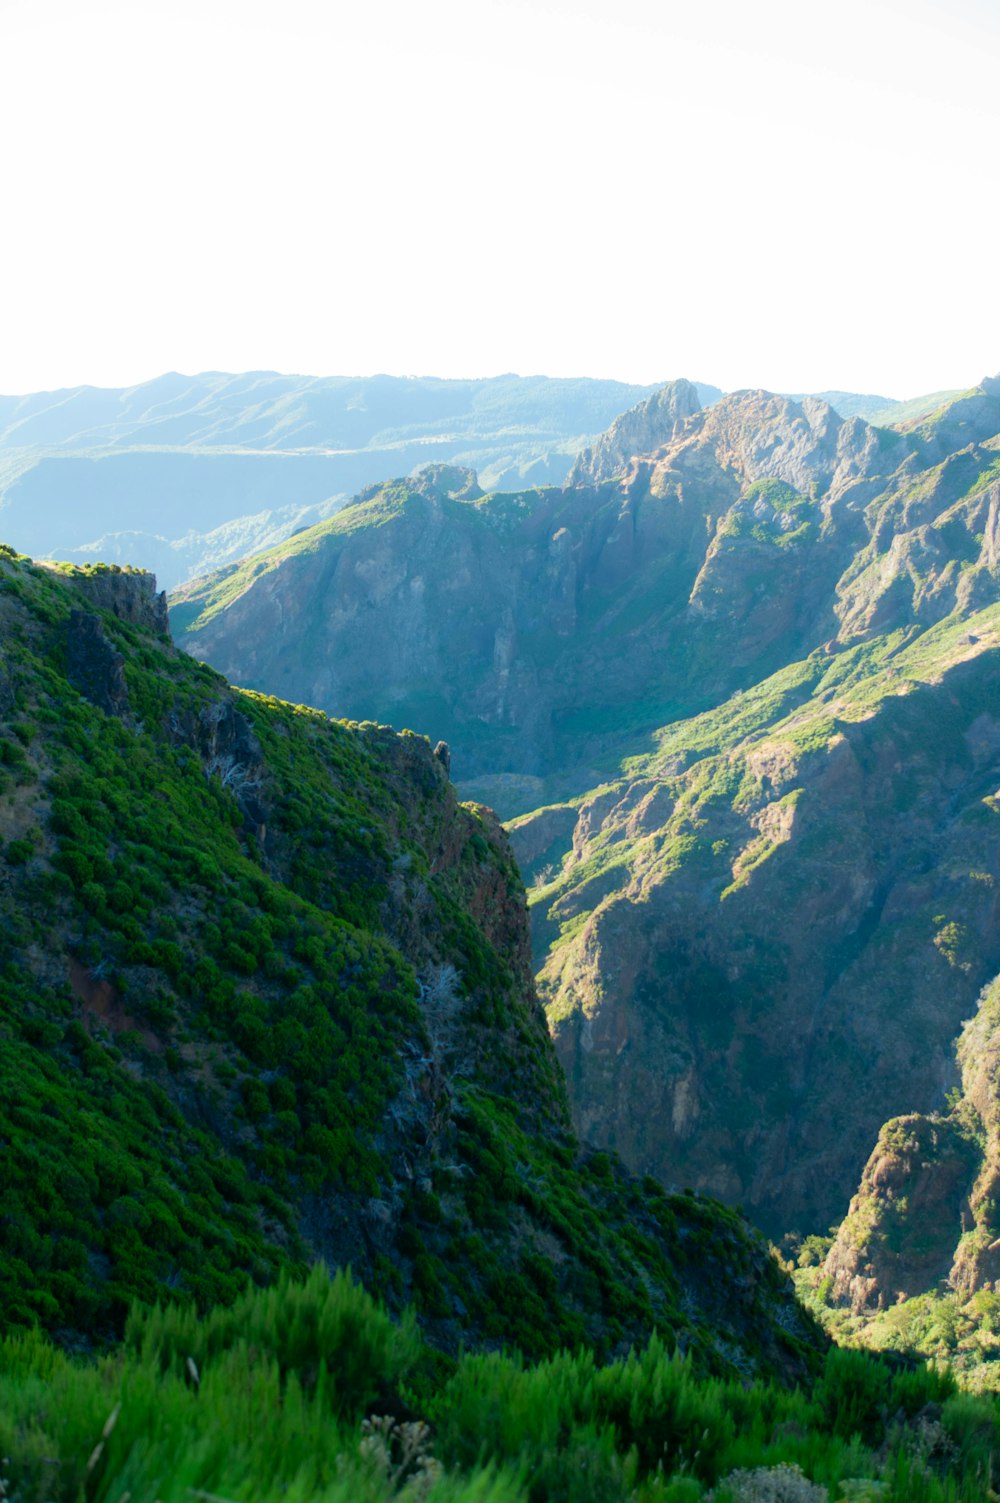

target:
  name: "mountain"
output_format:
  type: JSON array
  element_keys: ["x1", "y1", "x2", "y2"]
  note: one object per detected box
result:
[
  {"x1": 824, "y1": 973, "x2": 1000, "y2": 1315},
  {"x1": 172, "y1": 385, "x2": 899, "y2": 808},
  {"x1": 1, "y1": 369, "x2": 939, "y2": 597},
  {"x1": 0, "y1": 546, "x2": 816, "y2": 1378},
  {"x1": 170, "y1": 374, "x2": 1000, "y2": 1266},
  {"x1": 566, "y1": 378, "x2": 706, "y2": 485},
  {"x1": 0, "y1": 371, "x2": 696, "y2": 591},
  {"x1": 173, "y1": 383, "x2": 943, "y2": 813}
]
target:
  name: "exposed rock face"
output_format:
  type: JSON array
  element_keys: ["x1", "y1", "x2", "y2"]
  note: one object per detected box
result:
[
  {"x1": 70, "y1": 567, "x2": 169, "y2": 636},
  {"x1": 174, "y1": 387, "x2": 910, "y2": 797},
  {"x1": 66, "y1": 609, "x2": 129, "y2": 714},
  {"x1": 169, "y1": 697, "x2": 269, "y2": 835},
  {"x1": 541, "y1": 633, "x2": 1000, "y2": 1236},
  {"x1": 567, "y1": 378, "x2": 704, "y2": 485},
  {"x1": 825, "y1": 976, "x2": 1000, "y2": 1312},
  {"x1": 507, "y1": 803, "x2": 579, "y2": 884}
]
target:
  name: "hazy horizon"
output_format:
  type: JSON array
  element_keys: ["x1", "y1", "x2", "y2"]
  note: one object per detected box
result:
[{"x1": 3, "y1": 363, "x2": 993, "y2": 406}]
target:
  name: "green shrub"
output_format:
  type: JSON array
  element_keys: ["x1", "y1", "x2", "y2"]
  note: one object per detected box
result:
[
  {"x1": 813, "y1": 1346, "x2": 890, "y2": 1444},
  {"x1": 129, "y1": 1265, "x2": 420, "y2": 1420}
]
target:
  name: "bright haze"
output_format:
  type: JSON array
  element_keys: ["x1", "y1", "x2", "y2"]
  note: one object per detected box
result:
[{"x1": 2, "y1": 0, "x2": 998, "y2": 398}]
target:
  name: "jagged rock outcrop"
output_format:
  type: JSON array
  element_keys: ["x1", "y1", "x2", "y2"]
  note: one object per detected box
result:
[
  {"x1": 70, "y1": 566, "x2": 169, "y2": 635},
  {"x1": 567, "y1": 378, "x2": 703, "y2": 485},
  {"x1": 824, "y1": 975, "x2": 1000, "y2": 1312}
]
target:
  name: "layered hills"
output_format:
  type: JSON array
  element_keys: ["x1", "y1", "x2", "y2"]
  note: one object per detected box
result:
[
  {"x1": 176, "y1": 378, "x2": 902, "y2": 806},
  {"x1": 170, "y1": 371, "x2": 1000, "y2": 1298},
  {"x1": 0, "y1": 371, "x2": 707, "y2": 591},
  {"x1": 0, "y1": 372, "x2": 954, "y2": 598},
  {"x1": 0, "y1": 547, "x2": 815, "y2": 1378}
]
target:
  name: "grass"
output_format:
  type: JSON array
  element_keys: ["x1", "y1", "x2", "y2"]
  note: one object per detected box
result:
[{"x1": 2, "y1": 1267, "x2": 998, "y2": 1503}]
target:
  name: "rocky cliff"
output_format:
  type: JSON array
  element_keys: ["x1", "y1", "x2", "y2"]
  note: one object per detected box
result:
[
  {"x1": 566, "y1": 377, "x2": 704, "y2": 485},
  {"x1": 824, "y1": 974, "x2": 1000, "y2": 1314},
  {"x1": 531, "y1": 618, "x2": 1000, "y2": 1236}
]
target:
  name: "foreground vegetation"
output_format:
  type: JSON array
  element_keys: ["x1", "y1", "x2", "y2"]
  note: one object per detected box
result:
[{"x1": 2, "y1": 1266, "x2": 998, "y2": 1503}]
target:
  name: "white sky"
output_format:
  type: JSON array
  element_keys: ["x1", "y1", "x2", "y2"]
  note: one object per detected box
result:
[{"x1": 1, "y1": 0, "x2": 998, "y2": 399}]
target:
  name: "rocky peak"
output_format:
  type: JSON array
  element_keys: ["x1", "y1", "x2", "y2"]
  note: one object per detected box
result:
[
  {"x1": 567, "y1": 378, "x2": 703, "y2": 486},
  {"x1": 679, "y1": 389, "x2": 884, "y2": 500}
]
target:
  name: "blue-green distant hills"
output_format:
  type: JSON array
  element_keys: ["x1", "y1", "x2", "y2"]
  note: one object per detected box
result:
[
  {"x1": 0, "y1": 371, "x2": 707, "y2": 588},
  {"x1": 0, "y1": 369, "x2": 956, "y2": 591}
]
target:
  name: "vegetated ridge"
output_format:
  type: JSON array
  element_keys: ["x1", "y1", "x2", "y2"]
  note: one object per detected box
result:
[{"x1": 0, "y1": 545, "x2": 816, "y2": 1381}]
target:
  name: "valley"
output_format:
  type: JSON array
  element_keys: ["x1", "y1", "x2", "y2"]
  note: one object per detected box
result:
[
  {"x1": 5, "y1": 369, "x2": 1000, "y2": 1501},
  {"x1": 172, "y1": 376, "x2": 1000, "y2": 1261}
]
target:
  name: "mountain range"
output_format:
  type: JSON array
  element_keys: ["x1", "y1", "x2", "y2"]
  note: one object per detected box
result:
[
  {"x1": 0, "y1": 371, "x2": 959, "y2": 596},
  {"x1": 8, "y1": 358, "x2": 1000, "y2": 1401},
  {"x1": 170, "y1": 371, "x2": 1000, "y2": 1351},
  {"x1": 0, "y1": 372, "x2": 699, "y2": 591}
]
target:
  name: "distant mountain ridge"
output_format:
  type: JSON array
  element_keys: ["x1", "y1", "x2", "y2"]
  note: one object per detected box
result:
[
  {"x1": 171, "y1": 381, "x2": 928, "y2": 801},
  {"x1": 0, "y1": 369, "x2": 955, "y2": 594},
  {"x1": 0, "y1": 371, "x2": 685, "y2": 590}
]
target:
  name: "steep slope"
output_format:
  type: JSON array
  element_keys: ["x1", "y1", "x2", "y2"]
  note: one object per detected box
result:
[
  {"x1": 173, "y1": 388, "x2": 915, "y2": 812},
  {"x1": 0, "y1": 547, "x2": 815, "y2": 1378},
  {"x1": 171, "y1": 377, "x2": 1000, "y2": 1251},
  {"x1": 824, "y1": 973, "x2": 1000, "y2": 1312},
  {"x1": 530, "y1": 611, "x2": 1000, "y2": 1236},
  {"x1": 0, "y1": 372, "x2": 670, "y2": 590}
]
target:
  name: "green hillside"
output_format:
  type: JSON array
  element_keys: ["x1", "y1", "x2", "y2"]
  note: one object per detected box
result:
[{"x1": 0, "y1": 545, "x2": 815, "y2": 1379}]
